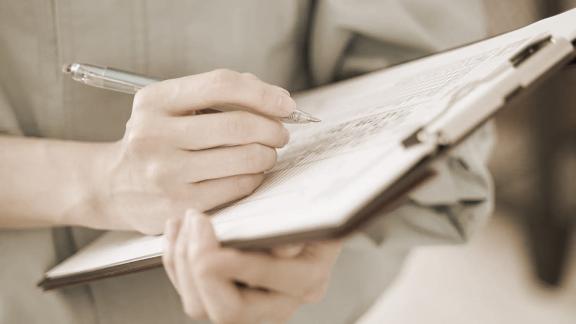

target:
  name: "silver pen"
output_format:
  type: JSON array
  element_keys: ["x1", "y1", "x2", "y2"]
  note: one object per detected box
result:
[{"x1": 63, "y1": 63, "x2": 321, "y2": 124}]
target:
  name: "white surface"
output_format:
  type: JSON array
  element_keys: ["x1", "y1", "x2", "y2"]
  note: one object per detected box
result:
[{"x1": 358, "y1": 215, "x2": 576, "y2": 324}]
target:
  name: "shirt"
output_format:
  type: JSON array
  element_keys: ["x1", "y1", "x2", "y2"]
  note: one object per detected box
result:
[{"x1": 0, "y1": 1, "x2": 492, "y2": 323}]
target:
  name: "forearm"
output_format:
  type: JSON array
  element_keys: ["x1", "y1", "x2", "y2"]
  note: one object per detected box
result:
[{"x1": 0, "y1": 135, "x2": 110, "y2": 229}]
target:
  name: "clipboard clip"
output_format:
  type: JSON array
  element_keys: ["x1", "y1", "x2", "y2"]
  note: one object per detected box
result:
[
  {"x1": 402, "y1": 34, "x2": 557, "y2": 149},
  {"x1": 510, "y1": 34, "x2": 553, "y2": 67}
]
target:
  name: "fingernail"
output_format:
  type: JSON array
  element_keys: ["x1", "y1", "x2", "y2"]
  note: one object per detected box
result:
[
  {"x1": 272, "y1": 244, "x2": 304, "y2": 258},
  {"x1": 285, "y1": 244, "x2": 304, "y2": 257},
  {"x1": 279, "y1": 87, "x2": 291, "y2": 96},
  {"x1": 277, "y1": 94, "x2": 296, "y2": 116}
]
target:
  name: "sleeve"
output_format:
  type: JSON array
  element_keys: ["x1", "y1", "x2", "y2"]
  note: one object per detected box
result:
[
  {"x1": 309, "y1": 0, "x2": 488, "y2": 84},
  {"x1": 362, "y1": 123, "x2": 495, "y2": 248},
  {"x1": 0, "y1": 89, "x2": 23, "y2": 136},
  {"x1": 308, "y1": 0, "x2": 495, "y2": 247}
]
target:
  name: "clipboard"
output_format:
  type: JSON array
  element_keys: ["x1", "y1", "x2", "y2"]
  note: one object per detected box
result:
[{"x1": 39, "y1": 10, "x2": 576, "y2": 291}]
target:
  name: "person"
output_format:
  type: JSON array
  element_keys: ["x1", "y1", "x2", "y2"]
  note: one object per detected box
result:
[{"x1": 0, "y1": 1, "x2": 493, "y2": 323}]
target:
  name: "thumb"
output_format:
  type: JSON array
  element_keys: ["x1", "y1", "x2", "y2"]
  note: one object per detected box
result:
[{"x1": 185, "y1": 209, "x2": 219, "y2": 251}]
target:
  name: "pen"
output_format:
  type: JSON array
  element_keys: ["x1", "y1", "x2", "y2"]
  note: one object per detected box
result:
[{"x1": 63, "y1": 63, "x2": 321, "y2": 124}]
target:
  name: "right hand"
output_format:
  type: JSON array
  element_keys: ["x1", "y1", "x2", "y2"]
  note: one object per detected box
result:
[{"x1": 84, "y1": 69, "x2": 295, "y2": 234}]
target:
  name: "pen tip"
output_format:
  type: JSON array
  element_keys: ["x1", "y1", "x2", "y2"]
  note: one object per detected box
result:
[
  {"x1": 298, "y1": 110, "x2": 321, "y2": 123},
  {"x1": 279, "y1": 109, "x2": 321, "y2": 124}
]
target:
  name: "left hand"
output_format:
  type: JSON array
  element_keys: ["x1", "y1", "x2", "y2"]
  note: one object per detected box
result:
[{"x1": 163, "y1": 210, "x2": 343, "y2": 324}]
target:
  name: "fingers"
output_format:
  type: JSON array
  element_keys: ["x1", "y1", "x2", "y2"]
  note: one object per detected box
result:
[
  {"x1": 194, "y1": 261, "x2": 300, "y2": 324},
  {"x1": 190, "y1": 174, "x2": 264, "y2": 211},
  {"x1": 118, "y1": 68, "x2": 294, "y2": 234},
  {"x1": 179, "y1": 211, "x2": 242, "y2": 322},
  {"x1": 193, "y1": 258, "x2": 243, "y2": 324},
  {"x1": 183, "y1": 212, "x2": 299, "y2": 324},
  {"x1": 176, "y1": 144, "x2": 276, "y2": 183},
  {"x1": 169, "y1": 111, "x2": 290, "y2": 150},
  {"x1": 170, "y1": 210, "x2": 213, "y2": 319},
  {"x1": 134, "y1": 69, "x2": 296, "y2": 118},
  {"x1": 213, "y1": 248, "x2": 337, "y2": 302}
]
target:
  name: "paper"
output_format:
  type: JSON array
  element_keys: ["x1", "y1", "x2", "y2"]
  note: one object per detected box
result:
[
  {"x1": 209, "y1": 30, "x2": 532, "y2": 240},
  {"x1": 44, "y1": 9, "x2": 576, "y2": 281}
]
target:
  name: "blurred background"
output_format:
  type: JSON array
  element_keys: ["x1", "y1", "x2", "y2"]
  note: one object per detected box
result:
[{"x1": 360, "y1": 0, "x2": 576, "y2": 323}]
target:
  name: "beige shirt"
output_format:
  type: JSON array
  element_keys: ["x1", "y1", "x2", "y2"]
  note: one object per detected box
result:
[{"x1": 0, "y1": 1, "x2": 491, "y2": 323}]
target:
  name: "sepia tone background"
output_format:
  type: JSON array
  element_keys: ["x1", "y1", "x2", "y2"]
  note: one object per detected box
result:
[{"x1": 360, "y1": 1, "x2": 576, "y2": 323}]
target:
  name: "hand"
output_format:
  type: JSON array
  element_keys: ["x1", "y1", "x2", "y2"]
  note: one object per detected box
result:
[
  {"x1": 163, "y1": 210, "x2": 343, "y2": 324},
  {"x1": 83, "y1": 70, "x2": 295, "y2": 234}
]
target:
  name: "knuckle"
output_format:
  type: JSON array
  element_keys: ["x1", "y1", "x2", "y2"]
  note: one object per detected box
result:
[
  {"x1": 133, "y1": 83, "x2": 162, "y2": 110},
  {"x1": 241, "y1": 72, "x2": 259, "y2": 81},
  {"x1": 123, "y1": 132, "x2": 148, "y2": 158},
  {"x1": 123, "y1": 117, "x2": 157, "y2": 153},
  {"x1": 132, "y1": 87, "x2": 152, "y2": 109},
  {"x1": 124, "y1": 116, "x2": 138, "y2": 134},
  {"x1": 164, "y1": 79, "x2": 185, "y2": 105},
  {"x1": 124, "y1": 118, "x2": 146, "y2": 142},
  {"x1": 208, "y1": 68, "x2": 238, "y2": 87}
]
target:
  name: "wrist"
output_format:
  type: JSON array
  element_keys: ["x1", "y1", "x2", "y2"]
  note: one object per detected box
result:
[
  {"x1": 61, "y1": 141, "x2": 119, "y2": 229},
  {"x1": 0, "y1": 136, "x2": 120, "y2": 229}
]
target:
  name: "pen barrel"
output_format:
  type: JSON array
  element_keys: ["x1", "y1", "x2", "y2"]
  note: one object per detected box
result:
[
  {"x1": 64, "y1": 63, "x2": 321, "y2": 124},
  {"x1": 66, "y1": 63, "x2": 158, "y2": 94}
]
